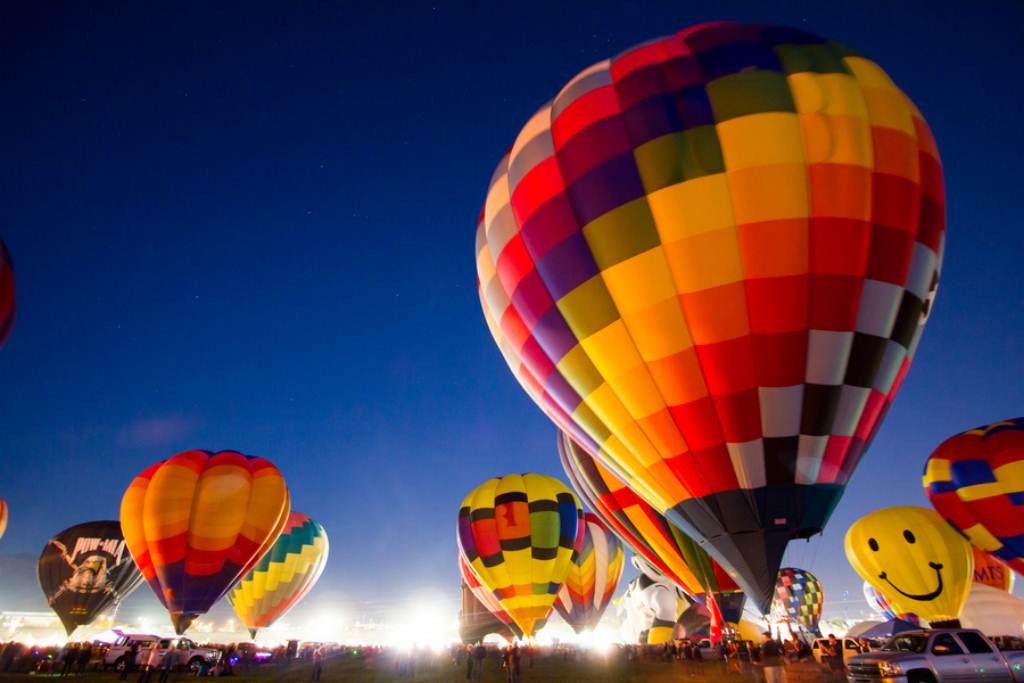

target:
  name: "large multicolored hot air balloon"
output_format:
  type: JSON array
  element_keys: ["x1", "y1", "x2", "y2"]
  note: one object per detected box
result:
[
  {"x1": 0, "y1": 241, "x2": 14, "y2": 347},
  {"x1": 559, "y1": 432, "x2": 743, "y2": 606},
  {"x1": 38, "y1": 521, "x2": 144, "y2": 635},
  {"x1": 228, "y1": 512, "x2": 328, "y2": 638},
  {"x1": 0, "y1": 498, "x2": 7, "y2": 541},
  {"x1": 846, "y1": 506, "x2": 972, "y2": 626},
  {"x1": 120, "y1": 450, "x2": 291, "y2": 634},
  {"x1": 924, "y1": 418, "x2": 1024, "y2": 576},
  {"x1": 457, "y1": 473, "x2": 583, "y2": 637},
  {"x1": 862, "y1": 581, "x2": 919, "y2": 625},
  {"x1": 771, "y1": 567, "x2": 823, "y2": 635},
  {"x1": 554, "y1": 512, "x2": 624, "y2": 632},
  {"x1": 476, "y1": 20, "x2": 945, "y2": 612}
]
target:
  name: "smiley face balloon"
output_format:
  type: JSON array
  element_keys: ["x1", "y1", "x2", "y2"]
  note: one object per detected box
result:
[{"x1": 845, "y1": 506, "x2": 973, "y2": 625}]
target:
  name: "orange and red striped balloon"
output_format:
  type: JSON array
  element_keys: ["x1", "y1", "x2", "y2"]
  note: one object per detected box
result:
[{"x1": 120, "y1": 449, "x2": 290, "y2": 634}]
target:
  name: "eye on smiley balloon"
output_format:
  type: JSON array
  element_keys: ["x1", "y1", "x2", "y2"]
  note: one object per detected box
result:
[{"x1": 845, "y1": 506, "x2": 972, "y2": 625}]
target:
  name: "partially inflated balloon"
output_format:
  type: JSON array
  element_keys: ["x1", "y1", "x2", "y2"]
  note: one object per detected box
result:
[
  {"x1": 771, "y1": 567, "x2": 823, "y2": 635},
  {"x1": 554, "y1": 512, "x2": 625, "y2": 632},
  {"x1": 459, "y1": 554, "x2": 521, "y2": 642},
  {"x1": 121, "y1": 450, "x2": 291, "y2": 634},
  {"x1": 38, "y1": 521, "x2": 144, "y2": 635},
  {"x1": 476, "y1": 20, "x2": 945, "y2": 613},
  {"x1": 0, "y1": 241, "x2": 14, "y2": 347},
  {"x1": 846, "y1": 506, "x2": 971, "y2": 625},
  {"x1": 0, "y1": 498, "x2": 7, "y2": 541},
  {"x1": 228, "y1": 512, "x2": 328, "y2": 638},
  {"x1": 458, "y1": 553, "x2": 523, "y2": 638},
  {"x1": 559, "y1": 431, "x2": 743, "y2": 603},
  {"x1": 971, "y1": 546, "x2": 1013, "y2": 592},
  {"x1": 924, "y1": 418, "x2": 1024, "y2": 576},
  {"x1": 457, "y1": 473, "x2": 583, "y2": 637},
  {"x1": 862, "y1": 581, "x2": 919, "y2": 625}
]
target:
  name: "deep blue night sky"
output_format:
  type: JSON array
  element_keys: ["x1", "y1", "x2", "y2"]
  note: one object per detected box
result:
[{"x1": 2, "y1": 1, "x2": 1023, "y2": 621}]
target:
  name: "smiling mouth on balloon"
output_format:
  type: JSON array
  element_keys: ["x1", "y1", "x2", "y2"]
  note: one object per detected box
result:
[{"x1": 879, "y1": 562, "x2": 944, "y2": 601}]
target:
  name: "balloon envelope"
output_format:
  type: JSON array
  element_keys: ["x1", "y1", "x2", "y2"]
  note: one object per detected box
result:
[
  {"x1": 960, "y1": 583, "x2": 1024, "y2": 636},
  {"x1": 228, "y1": 512, "x2": 328, "y2": 637},
  {"x1": 0, "y1": 241, "x2": 14, "y2": 347},
  {"x1": 862, "y1": 581, "x2": 919, "y2": 625},
  {"x1": 0, "y1": 498, "x2": 7, "y2": 541},
  {"x1": 37, "y1": 521, "x2": 144, "y2": 635},
  {"x1": 771, "y1": 567, "x2": 823, "y2": 635},
  {"x1": 971, "y1": 545, "x2": 1014, "y2": 592},
  {"x1": 476, "y1": 20, "x2": 945, "y2": 613},
  {"x1": 559, "y1": 431, "x2": 740, "y2": 596},
  {"x1": 120, "y1": 449, "x2": 291, "y2": 634},
  {"x1": 846, "y1": 506, "x2": 971, "y2": 624},
  {"x1": 458, "y1": 554, "x2": 520, "y2": 642},
  {"x1": 554, "y1": 512, "x2": 625, "y2": 632},
  {"x1": 924, "y1": 418, "x2": 1024, "y2": 576},
  {"x1": 457, "y1": 473, "x2": 583, "y2": 637}
]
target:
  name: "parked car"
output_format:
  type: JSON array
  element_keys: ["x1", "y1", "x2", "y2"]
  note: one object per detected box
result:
[
  {"x1": 846, "y1": 628, "x2": 1024, "y2": 682},
  {"x1": 104, "y1": 634, "x2": 221, "y2": 673}
]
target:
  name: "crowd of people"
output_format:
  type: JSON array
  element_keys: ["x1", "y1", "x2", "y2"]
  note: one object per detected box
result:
[{"x1": 0, "y1": 639, "x2": 347, "y2": 679}]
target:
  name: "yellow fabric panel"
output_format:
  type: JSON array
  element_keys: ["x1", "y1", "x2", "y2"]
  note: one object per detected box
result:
[
  {"x1": 789, "y1": 72, "x2": 868, "y2": 119},
  {"x1": 580, "y1": 321, "x2": 645, "y2": 380},
  {"x1": 143, "y1": 462, "x2": 198, "y2": 544},
  {"x1": 717, "y1": 112, "x2": 805, "y2": 170},
  {"x1": 600, "y1": 247, "x2": 677, "y2": 315},
  {"x1": 663, "y1": 227, "x2": 745, "y2": 293},
  {"x1": 189, "y1": 465, "x2": 252, "y2": 550},
  {"x1": 727, "y1": 164, "x2": 809, "y2": 224},
  {"x1": 619, "y1": 297, "x2": 693, "y2": 361},
  {"x1": 646, "y1": 174, "x2": 736, "y2": 241}
]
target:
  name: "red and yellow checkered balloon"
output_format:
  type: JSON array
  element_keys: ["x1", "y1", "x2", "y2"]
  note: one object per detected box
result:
[
  {"x1": 476, "y1": 21, "x2": 945, "y2": 612},
  {"x1": 120, "y1": 449, "x2": 291, "y2": 634}
]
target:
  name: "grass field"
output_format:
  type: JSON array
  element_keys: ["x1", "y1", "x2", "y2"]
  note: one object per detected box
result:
[{"x1": 0, "y1": 652, "x2": 837, "y2": 683}]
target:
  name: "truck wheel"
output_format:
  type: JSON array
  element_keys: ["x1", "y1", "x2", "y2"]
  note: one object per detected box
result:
[
  {"x1": 907, "y1": 672, "x2": 937, "y2": 683},
  {"x1": 114, "y1": 657, "x2": 127, "y2": 673},
  {"x1": 188, "y1": 657, "x2": 204, "y2": 674}
]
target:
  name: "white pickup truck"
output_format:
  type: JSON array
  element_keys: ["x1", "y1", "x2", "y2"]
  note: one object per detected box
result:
[
  {"x1": 104, "y1": 633, "x2": 222, "y2": 674},
  {"x1": 846, "y1": 629, "x2": 1024, "y2": 682}
]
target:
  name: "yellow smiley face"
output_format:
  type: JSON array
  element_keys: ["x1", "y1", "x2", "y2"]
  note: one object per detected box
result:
[{"x1": 845, "y1": 506, "x2": 973, "y2": 624}]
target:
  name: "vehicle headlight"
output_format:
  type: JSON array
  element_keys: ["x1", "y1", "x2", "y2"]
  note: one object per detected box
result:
[{"x1": 878, "y1": 662, "x2": 903, "y2": 676}]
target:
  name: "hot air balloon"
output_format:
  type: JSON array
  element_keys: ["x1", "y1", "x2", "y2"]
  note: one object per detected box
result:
[
  {"x1": 475, "y1": 20, "x2": 945, "y2": 612},
  {"x1": 228, "y1": 512, "x2": 328, "y2": 638},
  {"x1": 617, "y1": 556, "x2": 687, "y2": 644},
  {"x1": 559, "y1": 431, "x2": 744, "y2": 614},
  {"x1": 771, "y1": 567, "x2": 823, "y2": 635},
  {"x1": 0, "y1": 241, "x2": 14, "y2": 347},
  {"x1": 924, "y1": 418, "x2": 1024, "y2": 576},
  {"x1": 120, "y1": 449, "x2": 290, "y2": 634},
  {"x1": 971, "y1": 546, "x2": 1014, "y2": 592},
  {"x1": 458, "y1": 553, "x2": 524, "y2": 638},
  {"x1": 846, "y1": 506, "x2": 972, "y2": 627},
  {"x1": 457, "y1": 473, "x2": 583, "y2": 637},
  {"x1": 0, "y1": 498, "x2": 7, "y2": 541},
  {"x1": 459, "y1": 553, "x2": 521, "y2": 642},
  {"x1": 862, "y1": 581, "x2": 920, "y2": 625},
  {"x1": 554, "y1": 512, "x2": 625, "y2": 632},
  {"x1": 38, "y1": 521, "x2": 144, "y2": 635}
]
